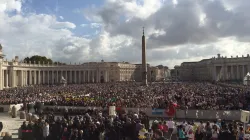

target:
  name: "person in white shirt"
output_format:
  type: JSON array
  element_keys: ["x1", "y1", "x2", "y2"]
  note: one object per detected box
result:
[
  {"x1": 167, "y1": 118, "x2": 175, "y2": 134},
  {"x1": 43, "y1": 122, "x2": 49, "y2": 140},
  {"x1": 185, "y1": 122, "x2": 194, "y2": 140}
]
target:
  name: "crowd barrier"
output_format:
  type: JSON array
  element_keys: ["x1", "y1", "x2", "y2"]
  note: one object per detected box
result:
[
  {"x1": 44, "y1": 106, "x2": 241, "y2": 121},
  {"x1": 0, "y1": 104, "x2": 241, "y2": 121},
  {"x1": 0, "y1": 104, "x2": 22, "y2": 112}
]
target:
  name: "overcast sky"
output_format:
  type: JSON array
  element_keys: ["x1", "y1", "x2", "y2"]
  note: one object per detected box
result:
[{"x1": 1, "y1": 0, "x2": 250, "y2": 68}]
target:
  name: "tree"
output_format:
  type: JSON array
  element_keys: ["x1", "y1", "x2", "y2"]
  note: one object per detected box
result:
[{"x1": 24, "y1": 55, "x2": 53, "y2": 64}]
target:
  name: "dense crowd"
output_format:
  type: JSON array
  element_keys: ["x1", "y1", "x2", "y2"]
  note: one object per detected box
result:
[
  {"x1": 17, "y1": 109, "x2": 247, "y2": 140},
  {"x1": 0, "y1": 82, "x2": 250, "y2": 110},
  {"x1": 19, "y1": 109, "x2": 152, "y2": 140}
]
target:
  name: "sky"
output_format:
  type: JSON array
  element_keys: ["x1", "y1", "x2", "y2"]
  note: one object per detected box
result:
[{"x1": 1, "y1": 0, "x2": 250, "y2": 68}]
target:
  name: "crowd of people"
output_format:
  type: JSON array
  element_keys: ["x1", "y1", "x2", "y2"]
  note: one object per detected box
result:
[
  {"x1": 0, "y1": 82, "x2": 249, "y2": 110},
  {"x1": 17, "y1": 108, "x2": 247, "y2": 140},
  {"x1": 19, "y1": 109, "x2": 152, "y2": 140}
]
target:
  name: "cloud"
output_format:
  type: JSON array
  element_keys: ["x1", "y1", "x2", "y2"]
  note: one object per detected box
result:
[
  {"x1": 2, "y1": 0, "x2": 250, "y2": 69},
  {"x1": 90, "y1": 23, "x2": 102, "y2": 28},
  {"x1": 59, "y1": 16, "x2": 64, "y2": 20},
  {"x1": 80, "y1": 0, "x2": 250, "y2": 68},
  {"x1": 80, "y1": 24, "x2": 87, "y2": 27},
  {"x1": 0, "y1": 0, "x2": 22, "y2": 13}
]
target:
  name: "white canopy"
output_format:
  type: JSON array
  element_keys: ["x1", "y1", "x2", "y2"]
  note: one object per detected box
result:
[
  {"x1": 243, "y1": 72, "x2": 250, "y2": 85},
  {"x1": 244, "y1": 72, "x2": 250, "y2": 81}
]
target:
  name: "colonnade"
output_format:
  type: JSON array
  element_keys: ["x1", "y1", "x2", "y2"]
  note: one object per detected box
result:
[
  {"x1": 215, "y1": 64, "x2": 250, "y2": 81},
  {"x1": 1, "y1": 69, "x2": 110, "y2": 88}
]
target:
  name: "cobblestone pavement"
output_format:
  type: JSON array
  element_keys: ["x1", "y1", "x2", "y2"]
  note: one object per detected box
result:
[{"x1": 0, "y1": 113, "x2": 24, "y2": 140}]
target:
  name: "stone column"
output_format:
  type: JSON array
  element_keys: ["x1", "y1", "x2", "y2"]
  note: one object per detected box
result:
[
  {"x1": 107, "y1": 71, "x2": 109, "y2": 82},
  {"x1": 243, "y1": 65, "x2": 245, "y2": 78},
  {"x1": 78, "y1": 71, "x2": 81, "y2": 84},
  {"x1": 237, "y1": 65, "x2": 239, "y2": 80},
  {"x1": 29, "y1": 70, "x2": 32, "y2": 85},
  {"x1": 20, "y1": 70, "x2": 24, "y2": 86},
  {"x1": 6, "y1": 70, "x2": 9, "y2": 87},
  {"x1": 92, "y1": 71, "x2": 95, "y2": 83},
  {"x1": 65, "y1": 71, "x2": 68, "y2": 83},
  {"x1": 74, "y1": 71, "x2": 77, "y2": 84},
  {"x1": 10, "y1": 70, "x2": 15, "y2": 87},
  {"x1": 224, "y1": 65, "x2": 227, "y2": 81},
  {"x1": 212, "y1": 66, "x2": 216, "y2": 81},
  {"x1": 56, "y1": 71, "x2": 59, "y2": 84},
  {"x1": 104, "y1": 71, "x2": 107, "y2": 82},
  {"x1": 24, "y1": 71, "x2": 27, "y2": 86},
  {"x1": 2, "y1": 70, "x2": 5, "y2": 88},
  {"x1": 83, "y1": 71, "x2": 86, "y2": 83},
  {"x1": 34, "y1": 71, "x2": 37, "y2": 85},
  {"x1": 43, "y1": 71, "x2": 45, "y2": 84},
  {"x1": 87, "y1": 71, "x2": 90, "y2": 83},
  {"x1": 96, "y1": 70, "x2": 99, "y2": 83},
  {"x1": 0, "y1": 68, "x2": 3, "y2": 90},
  {"x1": 230, "y1": 65, "x2": 233, "y2": 80},
  {"x1": 69, "y1": 71, "x2": 72, "y2": 84},
  {"x1": 47, "y1": 71, "x2": 50, "y2": 85},
  {"x1": 52, "y1": 71, "x2": 54, "y2": 84},
  {"x1": 38, "y1": 71, "x2": 41, "y2": 84}
]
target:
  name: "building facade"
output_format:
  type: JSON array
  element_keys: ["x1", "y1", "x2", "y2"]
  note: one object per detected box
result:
[
  {"x1": 0, "y1": 45, "x2": 166, "y2": 90},
  {"x1": 174, "y1": 54, "x2": 250, "y2": 82}
]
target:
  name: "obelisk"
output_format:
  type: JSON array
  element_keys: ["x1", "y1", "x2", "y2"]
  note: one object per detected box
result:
[{"x1": 142, "y1": 27, "x2": 148, "y2": 86}]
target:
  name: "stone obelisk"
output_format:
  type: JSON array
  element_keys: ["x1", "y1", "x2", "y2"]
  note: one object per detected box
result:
[{"x1": 142, "y1": 27, "x2": 148, "y2": 86}]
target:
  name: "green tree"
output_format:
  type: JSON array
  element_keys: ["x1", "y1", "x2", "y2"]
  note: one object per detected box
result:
[{"x1": 24, "y1": 55, "x2": 53, "y2": 64}]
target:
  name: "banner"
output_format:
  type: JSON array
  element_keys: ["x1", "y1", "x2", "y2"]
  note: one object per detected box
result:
[
  {"x1": 109, "y1": 106, "x2": 116, "y2": 116},
  {"x1": 241, "y1": 110, "x2": 250, "y2": 123},
  {"x1": 152, "y1": 109, "x2": 164, "y2": 116}
]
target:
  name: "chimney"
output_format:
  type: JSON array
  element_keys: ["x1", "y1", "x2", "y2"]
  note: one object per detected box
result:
[
  {"x1": 217, "y1": 54, "x2": 221, "y2": 58},
  {"x1": 248, "y1": 54, "x2": 250, "y2": 57}
]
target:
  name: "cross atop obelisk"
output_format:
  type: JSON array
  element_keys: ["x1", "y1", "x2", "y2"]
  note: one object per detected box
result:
[
  {"x1": 141, "y1": 27, "x2": 148, "y2": 86},
  {"x1": 143, "y1": 27, "x2": 144, "y2": 35}
]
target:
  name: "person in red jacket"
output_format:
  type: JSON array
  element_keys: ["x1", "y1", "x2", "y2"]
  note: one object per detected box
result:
[
  {"x1": 162, "y1": 121, "x2": 168, "y2": 137},
  {"x1": 166, "y1": 102, "x2": 178, "y2": 117}
]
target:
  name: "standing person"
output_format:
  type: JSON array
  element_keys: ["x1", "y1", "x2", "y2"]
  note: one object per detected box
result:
[
  {"x1": 21, "y1": 121, "x2": 28, "y2": 140},
  {"x1": 167, "y1": 118, "x2": 174, "y2": 135},
  {"x1": 218, "y1": 125, "x2": 231, "y2": 140},
  {"x1": 204, "y1": 121, "x2": 212, "y2": 140},
  {"x1": 211, "y1": 125, "x2": 219, "y2": 140},
  {"x1": 238, "y1": 127, "x2": 244, "y2": 140},
  {"x1": 162, "y1": 121, "x2": 168, "y2": 138},
  {"x1": 153, "y1": 129, "x2": 167, "y2": 140},
  {"x1": 195, "y1": 127, "x2": 204, "y2": 140},
  {"x1": 178, "y1": 125, "x2": 186, "y2": 140},
  {"x1": 61, "y1": 127, "x2": 70, "y2": 140},
  {"x1": 43, "y1": 121, "x2": 49, "y2": 140},
  {"x1": 185, "y1": 122, "x2": 194, "y2": 140}
]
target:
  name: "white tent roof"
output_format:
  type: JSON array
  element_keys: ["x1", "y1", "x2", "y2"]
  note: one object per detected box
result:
[{"x1": 244, "y1": 72, "x2": 250, "y2": 81}]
